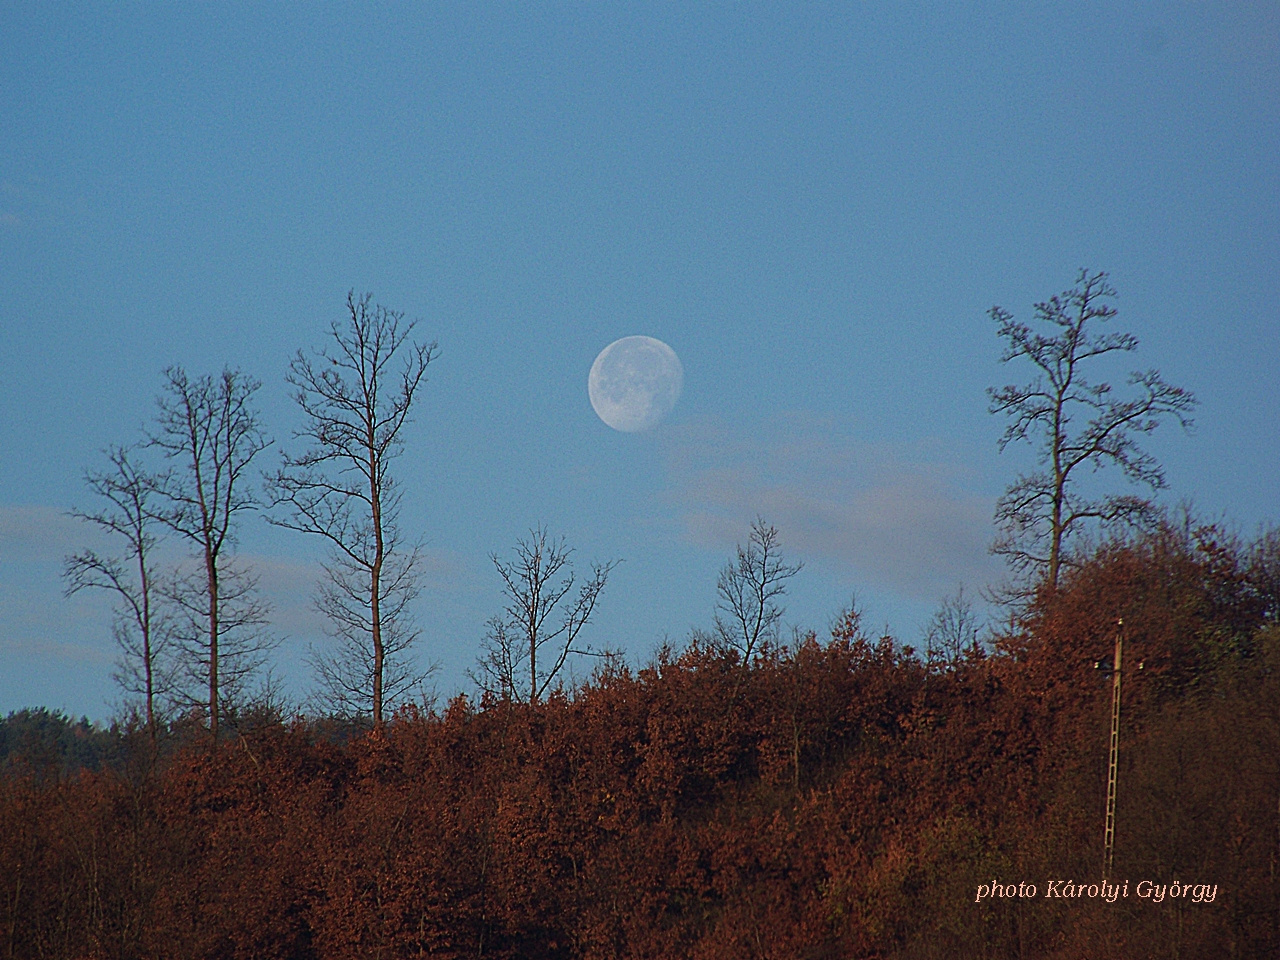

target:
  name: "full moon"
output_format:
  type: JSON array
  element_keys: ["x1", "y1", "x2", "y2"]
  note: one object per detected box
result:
[{"x1": 588, "y1": 336, "x2": 684, "y2": 432}]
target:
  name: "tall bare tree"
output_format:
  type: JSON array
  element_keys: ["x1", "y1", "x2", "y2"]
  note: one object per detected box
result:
[
  {"x1": 64, "y1": 445, "x2": 171, "y2": 740},
  {"x1": 268, "y1": 292, "x2": 438, "y2": 726},
  {"x1": 148, "y1": 366, "x2": 272, "y2": 745},
  {"x1": 476, "y1": 527, "x2": 616, "y2": 703},
  {"x1": 988, "y1": 269, "x2": 1196, "y2": 591},
  {"x1": 710, "y1": 518, "x2": 802, "y2": 664}
]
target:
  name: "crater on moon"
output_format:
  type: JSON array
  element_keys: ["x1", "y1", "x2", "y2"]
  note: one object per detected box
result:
[{"x1": 588, "y1": 336, "x2": 683, "y2": 432}]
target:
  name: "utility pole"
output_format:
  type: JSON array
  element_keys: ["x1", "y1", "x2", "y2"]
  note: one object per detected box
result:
[{"x1": 1103, "y1": 618, "x2": 1123, "y2": 880}]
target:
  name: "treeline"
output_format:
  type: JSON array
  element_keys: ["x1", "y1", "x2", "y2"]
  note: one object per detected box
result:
[
  {"x1": 0, "y1": 710, "x2": 121, "y2": 778},
  {"x1": 3, "y1": 521, "x2": 1277, "y2": 959}
]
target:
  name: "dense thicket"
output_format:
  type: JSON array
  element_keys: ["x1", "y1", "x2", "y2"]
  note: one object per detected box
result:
[{"x1": 4, "y1": 524, "x2": 1277, "y2": 959}]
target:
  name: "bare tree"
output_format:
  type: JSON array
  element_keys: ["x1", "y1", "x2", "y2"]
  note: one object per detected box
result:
[
  {"x1": 922, "y1": 586, "x2": 982, "y2": 668},
  {"x1": 148, "y1": 366, "x2": 272, "y2": 745},
  {"x1": 268, "y1": 292, "x2": 438, "y2": 726},
  {"x1": 476, "y1": 527, "x2": 617, "y2": 703},
  {"x1": 711, "y1": 518, "x2": 802, "y2": 664},
  {"x1": 64, "y1": 445, "x2": 172, "y2": 740},
  {"x1": 163, "y1": 558, "x2": 273, "y2": 721},
  {"x1": 988, "y1": 270, "x2": 1196, "y2": 591}
]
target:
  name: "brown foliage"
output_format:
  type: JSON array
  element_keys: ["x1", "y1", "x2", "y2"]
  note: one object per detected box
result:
[{"x1": 3, "y1": 525, "x2": 1277, "y2": 958}]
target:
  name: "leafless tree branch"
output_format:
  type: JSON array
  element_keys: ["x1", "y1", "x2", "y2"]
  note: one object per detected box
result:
[
  {"x1": 988, "y1": 269, "x2": 1196, "y2": 592},
  {"x1": 64, "y1": 445, "x2": 172, "y2": 739},
  {"x1": 475, "y1": 527, "x2": 617, "y2": 703},
  {"x1": 146, "y1": 366, "x2": 272, "y2": 745},
  {"x1": 267, "y1": 292, "x2": 438, "y2": 725},
  {"x1": 712, "y1": 518, "x2": 802, "y2": 664}
]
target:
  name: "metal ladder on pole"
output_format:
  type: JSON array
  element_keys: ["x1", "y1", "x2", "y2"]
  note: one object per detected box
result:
[{"x1": 1104, "y1": 620, "x2": 1123, "y2": 880}]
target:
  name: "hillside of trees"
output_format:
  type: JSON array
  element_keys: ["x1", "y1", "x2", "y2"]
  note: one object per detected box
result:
[{"x1": 3, "y1": 519, "x2": 1277, "y2": 959}]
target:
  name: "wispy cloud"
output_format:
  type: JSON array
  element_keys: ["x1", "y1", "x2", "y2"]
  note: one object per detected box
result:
[
  {"x1": 1, "y1": 504, "x2": 121, "y2": 666},
  {"x1": 0, "y1": 502, "x2": 467, "y2": 644},
  {"x1": 0, "y1": 503, "x2": 105, "y2": 558},
  {"x1": 0, "y1": 635, "x2": 114, "y2": 667},
  {"x1": 0, "y1": 176, "x2": 88, "y2": 231},
  {"x1": 659, "y1": 414, "x2": 1000, "y2": 599},
  {"x1": 227, "y1": 546, "x2": 468, "y2": 644}
]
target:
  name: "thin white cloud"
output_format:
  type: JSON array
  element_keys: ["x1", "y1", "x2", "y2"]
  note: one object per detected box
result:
[
  {"x1": 230, "y1": 545, "x2": 468, "y2": 643},
  {"x1": 0, "y1": 635, "x2": 114, "y2": 667},
  {"x1": 0, "y1": 501, "x2": 468, "y2": 639},
  {"x1": 659, "y1": 414, "x2": 1001, "y2": 599},
  {"x1": 0, "y1": 176, "x2": 75, "y2": 229},
  {"x1": 0, "y1": 503, "x2": 106, "y2": 558},
  {"x1": 0, "y1": 504, "x2": 120, "y2": 668},
  {"x1": 0, "y1": 501, "x2": 463, "y2": 710}
]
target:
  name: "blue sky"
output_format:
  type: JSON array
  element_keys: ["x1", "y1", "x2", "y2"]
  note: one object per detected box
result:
[{"x1": 2, "y1": 2, "x2": 1277, "y2": 720}]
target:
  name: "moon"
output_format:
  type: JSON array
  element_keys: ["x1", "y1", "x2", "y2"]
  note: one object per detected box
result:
[{"x1": 588, "y1": 336, "x2": 684, "y2": 432}]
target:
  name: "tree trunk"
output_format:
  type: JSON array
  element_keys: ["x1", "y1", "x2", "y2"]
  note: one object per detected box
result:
[
  {"x1": 206, "y1": 545, "x2": 219, "y2": 747},
  {"x1": 370, "y1": 444, "x2": 384, "y2": 728}
]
